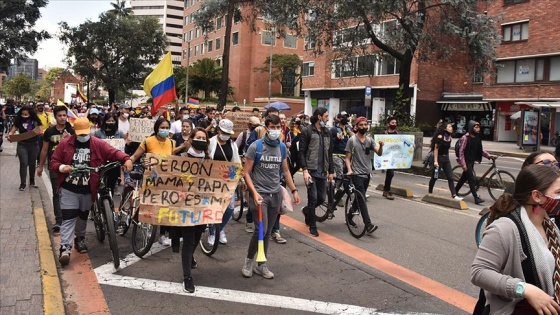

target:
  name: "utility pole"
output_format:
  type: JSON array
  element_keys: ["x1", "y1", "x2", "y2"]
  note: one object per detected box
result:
[
  {"x1": 185, "y1": 41, "x2": 190, "y2": 105},
  {"x1": 267, "y1": 27, "x2": 275, "y2": 106}
]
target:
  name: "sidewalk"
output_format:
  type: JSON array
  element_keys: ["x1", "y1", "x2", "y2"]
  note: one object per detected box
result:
[{"x1": 0, "y1": 141, "x2": 64, "y2": 314}]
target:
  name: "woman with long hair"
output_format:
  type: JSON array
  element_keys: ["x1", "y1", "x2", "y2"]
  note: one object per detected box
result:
[
  {"x1": 93, "y1": 112, "x2": 124, "y2": 139},
  {"x1": 428, "y1": 123, "x2": 461, "y2": 199},
  {"x1": 471, "y1": 164, "x2": 560, "y2": 314},
  {"x1": 6, "y1": 105, "x2": 43, "y2": 190}
]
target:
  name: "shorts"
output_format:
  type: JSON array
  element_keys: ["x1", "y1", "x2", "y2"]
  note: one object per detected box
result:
[{"x1": 60, "y1": 187, "x2": 93, "y2": 211}]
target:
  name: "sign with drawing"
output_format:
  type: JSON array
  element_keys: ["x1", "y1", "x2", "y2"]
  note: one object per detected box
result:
[{"x1": 373, "y1": 134, "x2": 414, "y2": 170}]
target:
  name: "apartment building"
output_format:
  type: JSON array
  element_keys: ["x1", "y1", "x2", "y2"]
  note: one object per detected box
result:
[
  {"x1": 8, "y1": 58, "x2": 39, "y2": 80},
  {"x1": 182, "y1": 1, "x2": 305, "y2": 105},
  {"x1": 131, "y1": 0, "x2": 185, "y2": 66}
]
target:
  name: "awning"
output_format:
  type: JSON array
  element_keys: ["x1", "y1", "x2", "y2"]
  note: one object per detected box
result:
[
  {"x1": 514, "y1": 101, "x2": 560, "y2": 108},
  {"x1": 440, "y1": 102, "x2": 491, "y2": 111},
  {"x1": 510, "y1": 111, "x2": 521, "y2": 120}
]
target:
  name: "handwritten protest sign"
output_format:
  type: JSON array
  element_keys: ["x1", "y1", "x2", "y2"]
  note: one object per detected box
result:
[
  {"x1": 103, "y1": 138, "x2": 126, "y2": 152},
  {"x1": 373, "y1": 134, "x2": 415, "y2": 170},
  {"x1": 225, "y1": 112, "x2": 255, "y2": 137},
  {"x1": 139, "y1": 153, "x2": 243, "y2": 226},
  {"x1": 129, "y1": 118, "x2": 154, "y2": 142},
  {"x1": 10, "y1": 127, "x2": 43, "y2": 142}
]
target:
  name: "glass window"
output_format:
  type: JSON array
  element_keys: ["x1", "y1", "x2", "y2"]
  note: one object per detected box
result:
[
  {"x1": 208, "y1": 40, "x2": 213, "y2": 52},
  {"x1": 551, "y1": 56, "x2": 560, "y2": 81},
  {"x1": 182, "y1": 49, "x2": 187, "y2": 60},
  {"x1": 196, "y1": 28, "x2": 200, "y2": 38},
  {"x1": 232, "y1": 32, "x2": 239, "y2": 45},
  {"x1": 302, "y1": 62, "x2": 315, "y2": 76},
  {"x1": 516, "y1": 59, "x2": 535, "y2": 83},
  {"x1": 194, "y1": 45, "x2": 199, "y2": 56},
  {"x1": 497, "y1": 60, "x2": 515, "y2": 83},
  {"x1": 189, "y1": 30, "x2": 193, "y2": 41},
  {"x1": 201, "y1": 43, "x2": 205, "y2": 54},
  {"x1": 503, "y1": 26, "x2": 511, "y2": 41},
  {"x1": 261, "y1": 31, "x2": 274, "y2": 45},
  {"x1": 217, "y1": 17, "x2": 222, "y2": 29},
  {"x1": 185, "y1": 16, "x2": 189, "y2": 26},
  {"x1": 502, "y1": 22, "x2": 529, "y2": 42},
  {"x1": 216, "y1": 38, "x2": 221, "y2": 50},
  {"x1": 185, "y1": 0, "x2": 188, "y2": 8},
  {"x1": 357, "y1": 55, "x2": 376, "y2": 76},
  {"x1": 504, "y1": 0, "x2": 529, "y2": 4},
  {"x1": 284, "y1": 34, "x2": 297, "y2": 48},
  {"x1": 536, "y1": 59, "x2": 545, "y2": 81},
  {"x1": 188, "y1": 47, "x2": 192, "y2": 58}
]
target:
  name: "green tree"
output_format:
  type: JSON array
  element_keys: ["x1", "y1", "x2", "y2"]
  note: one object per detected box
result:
[
  {"x1": 108, "y1": 0, "x2": 132, "y2": 18},
  {"x1": 3, "y1": 73, "x2": 32, "y2": 100},
  {"x1": 189, "y1": 58, "x2": 223, "y2": 100},
  {"x1": 44, "y1": 67, "x2": 64, "y2": 86},
  {"x1": 0, "y1": 0, "x2": 50, "y2": 71},
  {"x1": 254, "y1": 53, "x2": 302, "y2": 96},
  {"x1": 59, "y1": 12, "x2": 167, "y2": 103}
]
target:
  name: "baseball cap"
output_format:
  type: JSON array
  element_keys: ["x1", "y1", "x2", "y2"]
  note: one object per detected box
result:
[
  {"x1": 249, "y1": 116, "x2": 260, "y2": 126},
  {"x1": 89, "y1": 108, "x2": 100, "y2": 115},
  {"x1": 218, "y1": 119, "x2": 234, "y2": 134},
  {"x1": 73, "y1": 117, "x2": 90, "y2": 135},
  {"x1": 118, "y1": 103, "x2": 131, "y2": 109},
  {"x1": 356, "y1": 117, "x2": 368, "y2": 125},
  {"x1": 340, "y1": 111, "x2": 348, "y2": 117}
]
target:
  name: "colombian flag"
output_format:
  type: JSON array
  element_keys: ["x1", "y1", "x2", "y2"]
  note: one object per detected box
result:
[
  {"x1": 77, "y1": 88, "x2": 88, "y2": 102},
  {"x1": 187, "y1": 97, "x2": 200, "y2": 108},
  {"x1": 144, "y1": 52, "x2": 177, "y2": 116}
]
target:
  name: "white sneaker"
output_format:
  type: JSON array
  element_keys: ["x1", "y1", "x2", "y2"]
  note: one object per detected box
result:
[
  {"x1": 241, "y1": 258, "x2": 253, "y2": 278},
  {"x1": 453, "y1": 196, "x2": 464, "y2": 201},
  {"x1": 208, "y1": 234, "x2": 215, "y2": 246},
  {"x1": 219, "y1": 230, "x2": 227, "y2": 245},
  {"x1": 254, "y1": 263, "x2": 274, "y2": 279},
  {"x1": 159, "y1": 235, "x2": 171, "y2": 246},
  {"x1": 245, "y1": 222, "x2": 254, "y2": 233}
]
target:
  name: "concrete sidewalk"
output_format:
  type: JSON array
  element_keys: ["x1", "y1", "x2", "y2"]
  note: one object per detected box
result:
[{"x1": 0, "y1": 141, "x2": 64, "y2": 314}]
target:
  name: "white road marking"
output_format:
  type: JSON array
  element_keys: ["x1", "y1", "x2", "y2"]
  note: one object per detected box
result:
[{"x1": 94, "y1": 246, "x2": 440, "y2": 315}]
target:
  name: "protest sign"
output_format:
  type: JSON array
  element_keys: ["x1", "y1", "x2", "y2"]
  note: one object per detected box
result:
[
  {"x1": 139, "y1": 153, "x2": 243, "y2": 226},
  {"x1": 224, "y1": 112, "x2": 255, "y2": 137},
  {"x1": 373, "y1": 134, "x2": 415, "y2": 170},
  {"x1": 129, "y1": 118, "x2": 154, "y2": 142},
  {"x1": 10, "y1": 127, "x2": 43, "y2": 142},
  {"x1": 103, "y1": 138, "x2": 126, "y2": 152}
]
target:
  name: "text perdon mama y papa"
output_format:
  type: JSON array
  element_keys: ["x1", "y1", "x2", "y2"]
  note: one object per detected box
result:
[{"x1": 139, "y1": 154, "x2": 243, "y2": 226}]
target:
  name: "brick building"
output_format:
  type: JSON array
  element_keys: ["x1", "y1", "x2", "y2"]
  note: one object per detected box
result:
[
  {"x1": 182, "y1": 2, "x2": 305, "y2": 106},
  {"x1": 51, "y1": 72, "x2": 81, "y2": 103}
]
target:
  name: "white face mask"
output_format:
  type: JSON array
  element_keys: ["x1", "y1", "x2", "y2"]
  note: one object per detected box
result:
[
  {"x1": 268, "y1": 129, "x2": 281, "y2": 140},
  {"x1": 122, "y1": 113, "x2": 129, "y2": 119},
  {"x1": 219, "y1": 133, "x2": 231, "y2": 141}
]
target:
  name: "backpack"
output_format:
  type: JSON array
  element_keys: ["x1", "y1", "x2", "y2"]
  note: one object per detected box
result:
[
  {"x1": 238, "y1": 130, "x2": 248, "y2": 155},
  {"x1": 244, "y1": 128, "x2": 259, "y2": 153},
  {"x1": 251, "y1": 139, "x2": 286, "y2": 173},
  {"x1": 454, "y1": 136, "x2": 465, "y2": 158}
]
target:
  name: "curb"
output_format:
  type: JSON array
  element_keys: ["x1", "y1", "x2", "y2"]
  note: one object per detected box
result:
[
  {"x1": 421, "y1": 194, "x2": 469, "y2": 210},
  {"x1": 33, "y1": 206, "x2": 65, "y2": 315},
  {"x1": 374, "y1": 184, "x2": 414, "y2": 198}
]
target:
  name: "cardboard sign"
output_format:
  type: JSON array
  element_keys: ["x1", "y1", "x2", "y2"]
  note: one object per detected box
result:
[
  {"x1": 10, "y1": 127, "x2": 42, "y2": 142},
  {"x1": 373, "y1": 134, "x2": 415, "y2": 170},
  {"x1": 129, "y1": 118, "x2": 154, "y2": 142},
  {"x1": 139, "y1": 153, "x2": 243, "y2": 226},
  {"x1": 224, "y1": 112, "x2": 255, "y2": 138},
  {"x1": 103, "y1": 138, "x2": 126, "y2": 152}
]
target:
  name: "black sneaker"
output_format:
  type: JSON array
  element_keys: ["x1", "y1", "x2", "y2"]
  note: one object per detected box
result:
[
  {"x1": 309, "y1": 226, "x2": 319, "y2": 237},
  {"x1": 184, "y1": 277, "x2": 195, "y2": 293},
  {"x1": 19, "y1": 184, "x2": 26, "y2": 191},
  {"x1": 474, "y1": 197, "x2": 485, "y2": 205},
  {"x1": 366, "y1": 224, "x2": 378, "y2": 234},
  {"x1": 302, "y1": 206, "x2": 310, "y2": 226},
  {"x1": 52, "y1": 224, "x2": 60, "y2": 233},
  {"x1": 74, "y1": 237, "x2": 88, "y2": 253},
  {"x1": 191, "y1": 257, "x2": 198, "y2": 269},
  {"x1": 59, "y1": 246, "x2": 71, "y2": 266},
  {"x1": 30, "y1": 181, "x2": 38, "y2": 188}
]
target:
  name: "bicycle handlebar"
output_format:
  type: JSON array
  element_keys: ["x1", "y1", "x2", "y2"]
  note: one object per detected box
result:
[{"x1": 70, "y1": 161, "x2": 122, "y2": 177}]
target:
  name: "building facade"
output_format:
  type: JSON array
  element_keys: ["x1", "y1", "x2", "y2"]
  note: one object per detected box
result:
[
  {"x1": 130, "y1": 0, "x2": 185, "y2": 66},
  {"x1": 182, "y1": 2, "x2": 305, "y2": 105},
  {"x1": 8, "y1": 59, "x2": 39, "y2": 80}
]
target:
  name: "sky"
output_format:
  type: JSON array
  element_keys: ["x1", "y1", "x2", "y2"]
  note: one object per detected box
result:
[{"x1": 31, "y1": 0, "x2": 115, "y2": 70}]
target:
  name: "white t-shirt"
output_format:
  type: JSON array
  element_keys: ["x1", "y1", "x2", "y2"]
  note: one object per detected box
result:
[
  {"x1": 118, "y1": 118, "x2": 130, "y2": 135},
  {"x1": 170, "y1": 120, "x2": 182, "y2": 135}
]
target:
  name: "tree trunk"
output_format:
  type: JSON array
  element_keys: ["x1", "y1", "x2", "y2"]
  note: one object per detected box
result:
[
  {"x1": 108, "y1": 89, "x2": 116, "y2": 105},
  {"x1": 397, "y1": 50, "x2": 414, "y2": 114},
  {"x1": 218, "y1": 0, "x2": 235, "y2": 111}
]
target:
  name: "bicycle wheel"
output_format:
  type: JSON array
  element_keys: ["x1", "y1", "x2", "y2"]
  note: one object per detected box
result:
[
  {"x1": 452, "y1": 165, "x2": 472, "y2": 197},
  {"x1": 487, "y1": 170, "x2": 515, "y2": 201},
  {"x1": 92, "y1": 203, "x2": 105, "y2": 243},
  {"x1": 117, "y1": 186, "x2": 134, "y2": 236},
  {"x1": 131, "y1": 212, "x2": 157, "y2": 258},
  {"x1": 475, "y1": 212, "x2": 490, "y2": 247},
  {"x1": 102, "y1": 199, "x2": 120, "y2": 269},
  {"x1": 344, "y1": 190, "x2": 367, "y2": 239},
  {"x1": 315, "y1": 202, "x2": 331, "y2": 223},
  {"x1": 232, "y1": 185, "x2": 244, "y2": 221},
  {"x1": 199, "y1": 224, "x2": 220, "y2": 256}
]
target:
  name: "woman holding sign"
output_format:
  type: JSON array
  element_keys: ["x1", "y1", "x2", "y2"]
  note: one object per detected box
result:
[
  {"x1": 129, "y1": 118, "x2": 175, "y2": 246},
  {"x1": 6, "y1": 105, "x2": 43, "y2": 191},
  {"x1": 93, "y1": 113, "x2": 126, "y2": 196}
]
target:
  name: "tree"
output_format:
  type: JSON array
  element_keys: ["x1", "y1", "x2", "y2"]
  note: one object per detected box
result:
[
  {"x1": 44, "y1": 67, "x2": 64, "y2": 86},
  {"x1": 3, "y1": 73, "x2": 32, "y2": 100},
  {"x1": 254, "y1": 53, "x2": 302, "y2": 96},
  {"x1": 108, "y1": 0, "x2": 132, "y2": 18},
  {"x1": 0, "y1": 0, "x2": 51, "y2": 71},
  {"x1": 59, "y1": 12, "x2": 167, "y2": 103},
  {"x1": 189, "y1": 58, "x2": 222, "y2": 99}
]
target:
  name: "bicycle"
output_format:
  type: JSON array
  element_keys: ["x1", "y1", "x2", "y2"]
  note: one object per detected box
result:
[
  {"x1": 117, "y1": 164, "x2": 158, "y2": 258},
  {"x1": 314, "y1": 174, "x2": 370, "y2": 239},
  {"x1": 452, "y1": 156, "x2": 515, "y2": 201},
  {"x1": 70, "y1": 161, "x2": 121, "y2": 269},
  {"x1": 231, "y1": 179, "x2": 246, "y2": 221},
  {"x1": 475, "y1": 211, "x2": 490, "y2": 247},
  {"x1": 199, "y1": 223, "x2": 220, "y2": 256}
]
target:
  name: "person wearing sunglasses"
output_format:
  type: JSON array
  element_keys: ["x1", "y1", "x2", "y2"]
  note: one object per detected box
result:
[{"x1": 523, "y1": 151, "x2": 560, "y2": 170}]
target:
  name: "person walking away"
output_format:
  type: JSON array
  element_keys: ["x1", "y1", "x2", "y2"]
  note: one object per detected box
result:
[
  {"x1": 242, "y1": 115, "x2": 300, "y2": 279},
  {"x1": 456, "y1": 120, "x2": 495, "y2": 205},
  {"x1": 37, "y1": 106, "x2": 75, "y2": 232},
  {"x1": 6, "y1": 106, "x2": 43, "y2": 190},
  {"x1": 428, "y1": 123, "x2": 462, "y2": 200},
  {"x1": 382, "y1": 117, "x2": 398, "y2": 200},
  {"x1": 471, "y1": 164, "x2": 560, "y2": 314},
  {"x1": 208, "y1": 119, "x2": 241, "y2": 245},
  {"x1": 49, "y1": 117, "x2": 132, "y2": 266},
  {"x1": 331, "y1": 112, "x2": 354, "y2": 206},
  {"x1": 345, "y1": 117, "x2": 383, "y2": 234},
  {"x1": 129, "y1": 118, "x2": 175, "y2": 246},
  {"x1": 299, "y1": 107, "x2": 334, "y2": 237}
]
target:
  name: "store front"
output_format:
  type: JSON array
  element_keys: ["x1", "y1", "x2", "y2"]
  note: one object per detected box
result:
[
  {"x1": 495, "y1": 102, "x2": 533, "y2": 142},
  {"x1": 438, "y1": 102, "x2": 494, "y2": 141}
]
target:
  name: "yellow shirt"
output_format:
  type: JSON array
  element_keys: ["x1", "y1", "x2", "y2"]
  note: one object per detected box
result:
[
  {"x1": 37, "y1": 112, "x2": 53, "y2": 132},
  {"x1": 140, "y1": 136, "x2": 175, "y2": 155}
]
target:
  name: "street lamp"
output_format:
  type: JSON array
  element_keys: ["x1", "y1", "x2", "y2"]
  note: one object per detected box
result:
[
  {"x1": 185, "y1": 41, "x2": 190, "y2": 105},
  {"x1": 267, "y1": 27, "x2": 275, "y2": 106}
]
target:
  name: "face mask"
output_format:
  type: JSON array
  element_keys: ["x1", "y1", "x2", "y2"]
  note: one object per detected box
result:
[
  {"x1": 122, "y1": 113, "x2": 129, "y2": 119},
  {"x1": 106, "y1": 122, "x2": 116, "y2": 126},
  {"x1": 37, "y1": 107, "x2": 44, "y2": 112},
  {"x1": 320, "y1": 121, "x2": 325, "y2": 128},
  {"x1": 191, "y1": 139, "x2": 207, "y2": 151},
  {"x1": 389, "y1": 125, "x2": 397, "y2": 130},
  {"x1": 158, "y1": 129, "x2": 170, "y2": 138},
  {"x1": 21, "y1": 115, "x2": 30, "y2": 119},
  {"x1": 77, "y1": 135, "x2": 90, "y2": 143},
  {"x1": 268, "y1": 129, "x2": 281, "y2": 141},
  {"x1": 540, "y1": 194, "x2": 560, "y2": 216},
  {"x1": 340, "y1": 118, "x2": 348, "y2": 125},
  {"x1": 183, "y1": 115, "x2": 189, "y2": 120},
  {"x1": 357, "y1": 128, "x2": 367, "y2": 135},
  {"x1": 218, "y1": 133, "x2": 231, "y2": 141}
]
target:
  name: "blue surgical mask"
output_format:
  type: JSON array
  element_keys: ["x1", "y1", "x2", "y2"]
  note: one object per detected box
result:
[
  {"x1": 320, "y1": 121, "x2": 325, "y2": 128},
  {"x1": 158, "y1": 129, "x2": 170, "y2": 138},
  {"x1": 77, "y1": 135, "x2": 90, "y2": 143}
]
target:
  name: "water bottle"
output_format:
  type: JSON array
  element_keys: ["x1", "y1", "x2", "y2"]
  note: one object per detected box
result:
[{"x1": 434, "y1": 167, "x2": 439, "y2": 179}]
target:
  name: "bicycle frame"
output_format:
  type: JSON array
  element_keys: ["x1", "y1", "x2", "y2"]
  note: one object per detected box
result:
[{"x1": 474, "y1": 158, "x2": 498, "y2": 182}]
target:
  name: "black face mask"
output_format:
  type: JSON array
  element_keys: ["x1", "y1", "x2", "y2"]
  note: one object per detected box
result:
[
  {"x1": 340, "y1": 118, "x2": 348, "y2": 125},
  {"x1": 191, "y1": 139, "x2": 207, "y2": 151},
  {"x1": 357, "y1": 128, "x2": 367, "y2": 134}
]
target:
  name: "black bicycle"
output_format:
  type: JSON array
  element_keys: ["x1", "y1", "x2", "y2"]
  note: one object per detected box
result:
[
  {"x1": 452, "y1": 156, "x2": 515, "y2": 201},
  {"x1": 231, "y1": 179, "x2": 246, "y2": 221},
  {"x1": 199, "y1": 223, "x2": 220, "y2": 256},
  {"x1": 315, "y1": 174, "x2": 370, "y2": 239},
  {"x1": 71, "y1": 161, "x2": 121, "y2": 269}
]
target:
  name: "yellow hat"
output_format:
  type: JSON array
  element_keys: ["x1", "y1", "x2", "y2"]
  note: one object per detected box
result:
[{"x1": 73, "y1": 117, "x2": 90, "y2": 135}]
